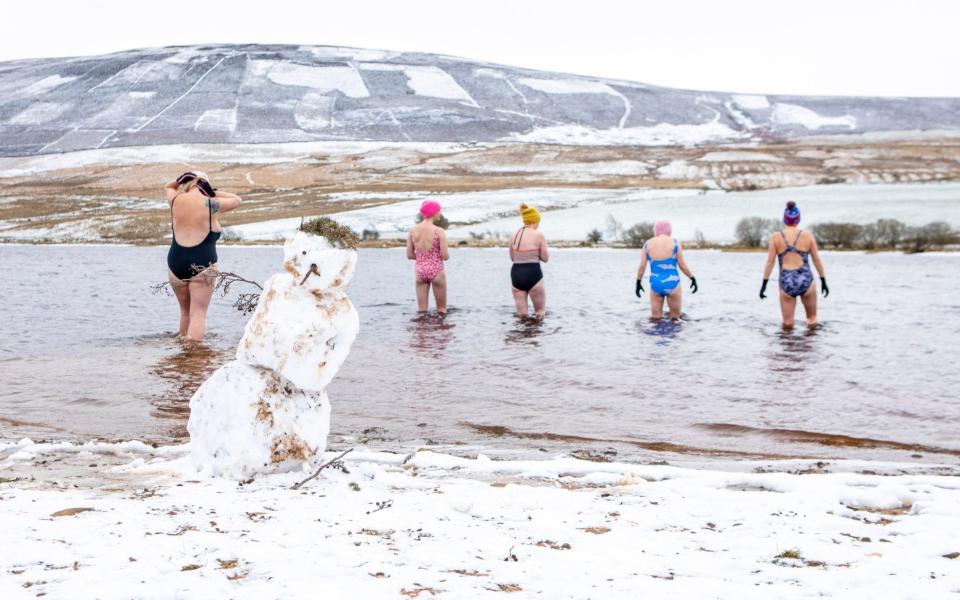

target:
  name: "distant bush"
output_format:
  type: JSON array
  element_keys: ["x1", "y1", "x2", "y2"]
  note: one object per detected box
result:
[
  {"x1": 735, "y1": 217, "x2": 780, "y2": 247},
  {"x1": 694, "y1": 229, "x2": 707, "y2": 248},
  {"x1": 623, "y1": 222, "x2": 654, "y2": 248},
  {"x1": 586, "y1": 229, "x2": 603, "y2": 246},
  {"x1": 361, "y1": 228, "x2": 380, "y2": 241},
  {"x1": 812, "y1": 222, "x2": 864, "y2": 249},
  {"x1": 901, "y1": 221, "x2": 955, "y2": 253},
  {"x1": 875, "y1": 218, "x2": 907, "y2": 248},
  {"x1": 795, "y1": 219, "x2": 954, "y2": 252}
]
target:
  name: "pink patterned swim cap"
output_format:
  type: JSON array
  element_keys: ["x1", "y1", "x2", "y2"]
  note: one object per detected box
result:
[
  {"x1": 420, "y1": 199, "x2": 442, "y2": 219},
  {"x1": 654, "y1": 220, "x2": 672, "y2": 236}
]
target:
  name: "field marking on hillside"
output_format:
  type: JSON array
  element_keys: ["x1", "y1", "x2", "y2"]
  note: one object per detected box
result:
[
  {"x1": 383, "y1": 109, "x2": 412, "y2": 142},
  {"x1": 94, "y1": 130, "x2": 117, "y2": 149},
  {"x1": 610, "y1": 87, "x2": 632, "y2": 129},
  {"x1": 133, "y1": 56, "x2": 227, "y2": 133}
]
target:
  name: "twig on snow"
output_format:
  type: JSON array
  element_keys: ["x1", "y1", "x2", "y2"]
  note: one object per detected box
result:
[{"x1": 292, "y1": 448, "x2": 354, "y2": 490}]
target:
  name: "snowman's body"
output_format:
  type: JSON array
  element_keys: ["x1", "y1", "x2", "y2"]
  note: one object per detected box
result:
[{"x1": 187, "y1": 231, "x2": 358, "y2": 479}]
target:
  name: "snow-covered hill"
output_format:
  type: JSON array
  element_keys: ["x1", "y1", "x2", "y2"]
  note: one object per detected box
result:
[{"x1": 2, "y1": 44, "x2": 959, "y2": 156}]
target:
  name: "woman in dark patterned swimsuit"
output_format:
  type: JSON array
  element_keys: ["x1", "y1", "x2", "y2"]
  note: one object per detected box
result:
[{"x1": 760, "y1": 201, "x2": 829, "y2": 329}]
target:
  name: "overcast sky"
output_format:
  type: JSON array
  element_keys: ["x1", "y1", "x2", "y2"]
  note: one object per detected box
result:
[{"x1": 2, "y1": 0, "x2": 957, "y2": 97}]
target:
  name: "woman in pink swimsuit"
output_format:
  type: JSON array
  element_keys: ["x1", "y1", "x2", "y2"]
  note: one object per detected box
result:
[{"x1": 406, "y1": 200, "x2": 450, "y2": 314}]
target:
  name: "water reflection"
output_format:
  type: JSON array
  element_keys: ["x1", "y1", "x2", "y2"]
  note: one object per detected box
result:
[
  {"x1": 504, "y1": 316, "x2": 547, "y2": 345},
  {"x1": 766, "y1": 325, "x2": 822, "y2": 377},
  {"x1": 148, "y1": 338, "x2": 230, "y2": 440},
  {"x1": 641, "y1": 318, "x2": 683, "y2": 343},
  {"x1": 408, "y1": 313, "x2": 456, "y2": 358}
]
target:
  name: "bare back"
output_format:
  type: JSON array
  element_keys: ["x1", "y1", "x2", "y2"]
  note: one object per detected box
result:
[
  {"x1": 772, "y1": 228, "x2": 813, "y2": 270},
  {"x1": 644, "y1": 235, "x2": 677, "y2": 260},
  {"x1": 509, "y1": 226, "x2": 549, "y2": 264},
  {"x1": 410, "y1": 221, "x2": 441, "y2": 252},
  {"x1": 170, "y1": 189, "x2": 220, "y2": 247}
]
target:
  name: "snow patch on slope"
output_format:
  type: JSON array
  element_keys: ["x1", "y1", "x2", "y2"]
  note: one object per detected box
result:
[
  {"x1": 732, "y1": 94, "x2": 770, "y2": 109},
  {"x1": 8, "y1": 103, "x2": 71, "y2": 125},
  {"x1": 404, "y1": 66, "x2": 475, "y2": 103},
  {"x1": 194, "y1": 107, "x2": 238, "y2": 133},
  {"x1": 773, "y1": 103, "x2": 856, "y2": 130},
  {"x1": 511, "y1": 121, "x2": 742, "y2": 146},
  {"x1": 699, "y1": 151, "x2": 784, "y2": 162},
  {"x1": 518, "y1": 78, "x2": 618, "y2": 95},
  {"x1": 18, "y1": 75, "x2": 76, "y2": 97},
  {"x1": 263, "y1": 62, "x2": 369, "y2": 98}
]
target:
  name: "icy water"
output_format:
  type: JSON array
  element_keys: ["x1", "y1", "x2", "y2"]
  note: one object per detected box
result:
[{"x1": 1, "y1": 245, "x2": 959, "y2": 466}]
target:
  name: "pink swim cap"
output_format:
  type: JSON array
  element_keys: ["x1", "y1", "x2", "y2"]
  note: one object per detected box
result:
[
  {"x1": 654, "y1": 220, "x2": 672, "y2": 236},
  {"x1": 420, "y1": 199, "x2": 442, "y2": 219}
]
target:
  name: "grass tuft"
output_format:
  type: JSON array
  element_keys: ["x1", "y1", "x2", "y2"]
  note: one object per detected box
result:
[{"x1": 299, "y1": 217, "x2": 359, "y2": 249}]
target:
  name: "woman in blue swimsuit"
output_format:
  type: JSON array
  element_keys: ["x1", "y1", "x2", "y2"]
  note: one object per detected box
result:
[
  {"x1": 760, "y1": 201, "x2": 828, "y2": 329},
  {"x1": 635, "y1": 220, "x2": 698, "y2": 320},
  {"x1": 164, "y1": 171, "x2": 242, "y2": 341}
]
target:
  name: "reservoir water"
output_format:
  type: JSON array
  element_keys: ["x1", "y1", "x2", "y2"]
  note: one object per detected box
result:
[{"x1": 1, "y1": 245, "x2": 958, "y2": 467}]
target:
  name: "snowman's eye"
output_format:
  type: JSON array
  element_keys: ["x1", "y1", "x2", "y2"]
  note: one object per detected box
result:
[{"x1": 302, "y1": 250, "x2": 306, "y2": 255}]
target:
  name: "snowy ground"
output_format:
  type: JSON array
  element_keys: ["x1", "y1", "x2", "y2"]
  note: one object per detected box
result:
[{"x1": 2, "y1": 439, "x2": 959, "y2": 599}]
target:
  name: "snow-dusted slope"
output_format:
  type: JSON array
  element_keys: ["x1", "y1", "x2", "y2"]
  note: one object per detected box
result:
[{"x1": 1, "y1": 44, "x2": 959, "y2": 155}]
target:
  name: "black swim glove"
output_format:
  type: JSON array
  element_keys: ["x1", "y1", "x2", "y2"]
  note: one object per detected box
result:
[
  {"x1": 821, "y1": 277, "x2": 829, "y2": 298},
  {"x1": 690, "y1": 276, "x2": 698, "y2": 294},
  {"x1": 635, "y1": 278, "x2": 644, "y2": 298},
  {"x1": 759, "y1": 279, "x2": 769, "y2": 299}
]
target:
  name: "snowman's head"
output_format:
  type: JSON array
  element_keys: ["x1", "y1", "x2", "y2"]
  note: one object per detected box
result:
[{"x1": 283, "y1": 230, "x2": 357, "y2": 291}]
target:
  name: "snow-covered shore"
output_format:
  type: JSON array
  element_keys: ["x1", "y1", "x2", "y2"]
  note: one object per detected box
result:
[{"x1": 2, "y1": 439, "x2": 958, "y2": 598}]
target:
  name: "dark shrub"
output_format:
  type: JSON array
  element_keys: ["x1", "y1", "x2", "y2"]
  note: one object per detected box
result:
[
  {"x1": 623, "y1": 222, "x2": 654, "y2": 248},
  {"x1": 415, "y1": 212, "x2": 449, "y2": 229},
  {"x1": 735, "y1": 217, "x2": 780, "y2": 247},
  {"x1": 813, "y1": 222, "x2": 863, "y2": 249},
  {"x1": 875, "y1": 218, "x2": 906, "y2": 248}
]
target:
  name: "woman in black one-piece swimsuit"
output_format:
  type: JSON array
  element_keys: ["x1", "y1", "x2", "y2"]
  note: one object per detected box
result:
[{"x1": 164, "y1": 172, "x2": 242, "y2": 340}]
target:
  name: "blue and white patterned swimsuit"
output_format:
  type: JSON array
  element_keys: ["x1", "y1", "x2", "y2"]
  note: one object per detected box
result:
[
  {"x1": 645, "y1": 240, "x2": 681, "y2": 296},
  {"x1": 778, "y1": 230, "x2": 814, "y2": 297}
]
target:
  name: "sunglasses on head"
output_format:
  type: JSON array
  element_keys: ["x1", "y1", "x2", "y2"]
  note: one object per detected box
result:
[
  {"x1": 176, "y1": 172, "x2": 198, "y2": 186},
  {"x1": 196, "y1": 178, "x2": 217, "y2": 198}
]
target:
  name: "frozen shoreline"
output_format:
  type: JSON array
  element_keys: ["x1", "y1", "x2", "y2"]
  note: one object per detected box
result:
[{"x1": 2, "y1": 439, "x2": 958, "y2": 598}]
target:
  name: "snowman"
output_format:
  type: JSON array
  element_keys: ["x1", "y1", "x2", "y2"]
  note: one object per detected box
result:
[{"x1": 187, "y1": 219, "x2": 359, "y2": 479}]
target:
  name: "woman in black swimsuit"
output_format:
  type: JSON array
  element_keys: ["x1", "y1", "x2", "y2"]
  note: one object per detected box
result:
[
  {"x1": 509, "y1": 204, "x2": 550, "y2": 318},
  {"x1": 164, "y1": 172, "x2": 242, "y2": 341}
]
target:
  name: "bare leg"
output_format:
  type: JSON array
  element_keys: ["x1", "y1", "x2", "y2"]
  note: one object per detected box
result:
[
  {"x1": 511, "y1": 287, "x2": 529, "y2": 317},
  {"x1": 800, "y1": 282, "x2": 819, "y2": 327},
  {"x1": 529, "y1": 279, "x2": 546, "y2": 318},
  {"x1": 779, "y1": 290, "x2": 797, "y2": 330},
  {"x1": 168, "y1": 270, "x2": 191, "y2": 336},
  {"x1": 186, "y1": 267, "x2": 216, "y2": 340},
  {"x1": 432, "y1": 272, "x2": 448, "y2": 314},
  {"x1": 649, "y1": 292, "x2": 666, "y2": 320},
  {"x1": 666, "y1": 287, "x2": 683, "y2": 320},
  {"x1": 415, "y1": 278, "x2": 430, "y2": 312}
]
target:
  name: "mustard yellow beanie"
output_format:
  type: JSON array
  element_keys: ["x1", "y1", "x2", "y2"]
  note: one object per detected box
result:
[{"x1": 520, "y1": 203, "x2": 541, "y2": 225}]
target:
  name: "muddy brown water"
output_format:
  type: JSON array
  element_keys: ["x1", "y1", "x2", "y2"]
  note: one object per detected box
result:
[{"x1": 1, "y1": 245, "x2": 958, "y2": 466}]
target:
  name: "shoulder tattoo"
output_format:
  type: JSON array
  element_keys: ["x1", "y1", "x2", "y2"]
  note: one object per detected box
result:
[{"x1": 205, "y1": 198, "x2": 221, "y2": 214}]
